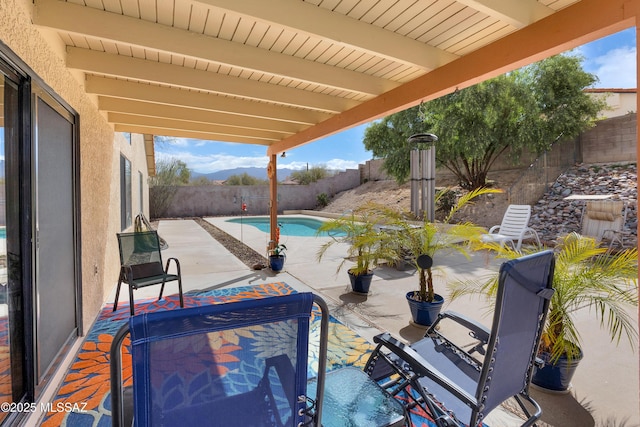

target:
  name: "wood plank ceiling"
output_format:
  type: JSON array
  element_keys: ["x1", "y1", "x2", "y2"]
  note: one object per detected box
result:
[{"x1": 30, "y1": 0, "x2": 634, "y2": 157}]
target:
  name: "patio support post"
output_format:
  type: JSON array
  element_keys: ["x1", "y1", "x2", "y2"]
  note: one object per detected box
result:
[{"x1": 269, "y1": 154, "x2": 278, "y2": 251}]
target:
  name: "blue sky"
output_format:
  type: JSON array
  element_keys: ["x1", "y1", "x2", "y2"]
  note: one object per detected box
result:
[{"x1": 156, "y1": 28, "x2": 637, "y2": 175}]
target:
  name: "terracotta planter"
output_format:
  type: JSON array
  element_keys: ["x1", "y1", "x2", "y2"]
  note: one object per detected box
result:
[{"x1": 406, "y1": 292, "x2": 444, "y2": 327}]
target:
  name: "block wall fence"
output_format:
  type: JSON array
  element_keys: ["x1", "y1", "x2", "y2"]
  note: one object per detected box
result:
[{"x1": 157, "y1": 114, "x2": 636, "y2": 218}]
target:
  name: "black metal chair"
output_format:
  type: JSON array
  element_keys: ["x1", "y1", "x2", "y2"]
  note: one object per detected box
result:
[
  {"x1": 114, "y1": 230, "x2": 183, "y2": 315},
  {"x1": 364, "y1": 250, "x2": 555, "y2": 427}
]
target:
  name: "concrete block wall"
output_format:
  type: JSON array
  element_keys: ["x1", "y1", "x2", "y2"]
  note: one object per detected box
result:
[
  {"x1": 156, "y1": 114, "x2": 636, "y2": 218},
  {"x1": 581, "y1": 114, "x2": 637, "y2": 164},
  {"x1": 159, "y1": 168, "x2": 360, "y2": 217}
]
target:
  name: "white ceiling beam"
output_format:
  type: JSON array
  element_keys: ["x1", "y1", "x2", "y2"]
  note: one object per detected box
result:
[
  {"x1": 98, "y1": 97, "x2": 315, "y2": 135},
  {"x1": 456, "y1": 0, "x2": 553, "y2": 28},
  {"x1": 114, "y1": 124, "x2": 271, "y2": 145},
  {"x1": 196, "y1": 0, "x2": 458, "y2": 70},
  {"x1": 85, "y1": 76, "x2": 324, "y2": 129},
  {"x1": 33, "y1": 0, "x2": 397, "y2": 95},
  {"x1": 67, "y1": 48, "x2": 355, "y2": 114},
  {"x1": 267, "y1": 0, "x2": 634, "y2": 155},
  {"x1": 108, "y1": 112, "x2": 286, "y2": 141}
]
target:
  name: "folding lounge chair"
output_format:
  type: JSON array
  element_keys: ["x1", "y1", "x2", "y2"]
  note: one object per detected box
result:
[
  {"x1": 581, "y1": 200, "x2": 626, "y2": 249},
  {"x1": 364, "y1": 250, "x2": 555, "y2": 427},
  {"x1": 110, "y1": 293, "x2": 329, "y2": 427},
  {"x1": 482, "y1": 204, "x2": 541, "y2": 251},
  {"x1": 114, "y1": 230, "x2": 184, "y2": 315}
]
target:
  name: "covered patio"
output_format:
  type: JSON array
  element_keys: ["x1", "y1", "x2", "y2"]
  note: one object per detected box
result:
[
  {"x1": 0, "y1": 0, "x2": 638, "y2": 426},
  {"x1": 36, "y1": 217, "x2": 638, "y2": 426}
]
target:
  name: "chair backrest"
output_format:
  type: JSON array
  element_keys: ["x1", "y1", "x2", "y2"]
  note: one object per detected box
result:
[
  {"x1": 476, "y1": 250, "x2": 555, "y2": 417},
  {"x1": 117, "y1": 231, "x2": 165, "y2": 278},
  {"x1": 498, "y1": 204, "x2": 532, "y2": 237},
  {"x1": 111, "y1": 292, "x2": 328, "y2": 427},
  {"x1": 581, "y1": 200, "x2": 625, "y2": 240}
]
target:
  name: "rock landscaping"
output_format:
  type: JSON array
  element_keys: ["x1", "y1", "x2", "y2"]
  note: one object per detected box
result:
[{"x1": 530, "y1": 163, "x2": 637, "y2": 247}]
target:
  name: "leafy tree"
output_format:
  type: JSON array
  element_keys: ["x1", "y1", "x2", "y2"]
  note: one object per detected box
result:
[
  {"x1": 190, "y1": 176, "x2": 214, "y2": 185},
  {"x1": 364, "y1": 54, "x2": 607, "y2": 189},
  {"x1": 224, "y1": 173, "x2": 268, "y2": 185},
  {"x1": 290, "y1": 165, "x2": 331, "y2": 185},
  {"x1": 149, "y1": 158, "x2": 191, "y2": 186},
  {"x1": 148, "y1": 158, "x2": 191, "y2": 218},
  {"x1": 362, "y1": 106, "x2": 429, "y2": 184}
]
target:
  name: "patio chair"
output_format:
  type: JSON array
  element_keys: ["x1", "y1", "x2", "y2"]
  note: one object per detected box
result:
[
  {"x1": 581, "y1": 200, "x2": 626, "y2": 248},
  {"x1": 482, "y1": 204, "x2": 541, "y2": 251},
  {"x1": 364, "y1": 250, "x2": 555, "y2": 427},
  {"x1": 110, "y1": 293, "x2": 329, "y2": 427},
  {"x1": 114, "y1": 230, "x2": 183, "y2": 315}
]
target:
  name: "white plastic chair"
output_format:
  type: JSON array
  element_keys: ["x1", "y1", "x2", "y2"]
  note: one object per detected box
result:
[{"x1": 482, "y1": 204, "x2": 541, "y2": 251}]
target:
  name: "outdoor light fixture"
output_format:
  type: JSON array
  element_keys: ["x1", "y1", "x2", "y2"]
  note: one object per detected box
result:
[
  {"x1": 408, "y1": 133, "x2": 438, "y2": 221},
  {"x1": 281, "y1": 152, "x2": 287, "y2": 158}
]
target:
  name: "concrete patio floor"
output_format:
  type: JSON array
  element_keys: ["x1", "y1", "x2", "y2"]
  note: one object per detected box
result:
[{"x1": 110, "y1": 216, "x2": 638, "y2": 427}]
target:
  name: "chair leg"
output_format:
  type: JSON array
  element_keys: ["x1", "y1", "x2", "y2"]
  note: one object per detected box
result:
[
  {"x1": 113, "y1": 275, "x2": 123, "y2": 312},
  {"x1": 158, "y1": 282, "x2": 166, "y2": 301},
  {"x1": 129, "y1": 285, "x2": 135, "y2": 316},
  {"x1": 178, "y1": 277, "x2": 184, "y2": 308}
]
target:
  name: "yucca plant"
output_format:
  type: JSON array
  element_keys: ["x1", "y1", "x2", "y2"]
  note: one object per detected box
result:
[{"x1": 450, "y1": 232, "x2": 638, "y2": 362}]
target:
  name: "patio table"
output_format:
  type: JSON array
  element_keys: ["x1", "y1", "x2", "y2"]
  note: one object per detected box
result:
[{"x1": 307, "y1": 367, "x2": 406, "y2": 427}]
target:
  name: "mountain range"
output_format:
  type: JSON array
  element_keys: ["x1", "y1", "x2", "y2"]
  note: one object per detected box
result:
[{"x1": 192, "y1": 167, "x2": 298, "y2": 181}]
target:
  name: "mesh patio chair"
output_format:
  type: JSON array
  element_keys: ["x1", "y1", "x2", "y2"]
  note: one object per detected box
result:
[
  {"x1": 481, "y1": 205, "x2": 541, "y2": 251},
  {"x1": 364, "y1": 250, "x2": 555, "y2": 427},
  {"x1": 110, "y1": 293, "x2": 329, "y2": 427},
  {"x1": 581, "y1": 200, "x2": 626, "y2": 249},
  {"x1": 114, "y1": 230, "x2": 183, "y2": 315}
]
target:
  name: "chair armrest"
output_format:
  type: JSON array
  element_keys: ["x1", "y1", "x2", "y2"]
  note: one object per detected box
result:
[
  {"x1": 165, "y1": 257, "x2": 181, "y2": 276},
  {"x1": 488, "y1": 225, "x2": 500, "y2": 233},
  {"x1": 373, "y1": 333, "x2": 478, "y2": 408},
  {"x1": 434, "y1": 311, "x2": 490, "y2": 344}
]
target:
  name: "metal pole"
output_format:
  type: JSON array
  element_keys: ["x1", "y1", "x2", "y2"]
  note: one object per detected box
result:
[
  {"x1": 427, "y1": 145, "x2": 436, "y2": 222},
  {"x1": 410, "y1": 149, "x2": 420, "y2": 217},
  {"x1": 420, "y1": 149, "x2": 428, "y2": 219}
]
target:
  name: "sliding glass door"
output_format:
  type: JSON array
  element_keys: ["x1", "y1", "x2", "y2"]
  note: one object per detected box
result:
[{"x1": 0, "y1": 60, "x2": 27, "y2": 424}]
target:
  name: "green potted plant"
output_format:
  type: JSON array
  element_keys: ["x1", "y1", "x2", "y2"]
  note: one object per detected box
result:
[
  {"x1": 316, "y1": 204, "x2": 397, "y2": 294},
  {"x1": 450, "y1": 232, "x2": 638, "y2": 391},
  {"x1": 377, "y1": 187, "x2": 500, "y2": 326},
  {"x1": 268, "y1": 243, "x2": 287, "y2": 272}
]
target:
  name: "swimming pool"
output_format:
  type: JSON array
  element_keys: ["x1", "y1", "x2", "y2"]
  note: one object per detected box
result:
[{"x1": 225, "y1": 216, "x2": 345, "y2": 237}]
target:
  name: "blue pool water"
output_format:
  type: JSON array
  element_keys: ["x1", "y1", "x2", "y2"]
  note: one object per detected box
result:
[{"x1": 226, "y1": 216, "x2": 344, "y2": 237}]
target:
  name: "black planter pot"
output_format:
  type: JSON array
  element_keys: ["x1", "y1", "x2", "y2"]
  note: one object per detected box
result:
[
  {"x1": 405, "y1": 292, "x2": 444, "y2": 327},
  {"x1": 532, "y1": 349, "x2": 583, "y2": 392},
  {"x1": 348, "y1": 270, "x2": 374, "y2": 294},
  {"x1": 269, "y1": 255, "x2": 285, "y2": 272}
]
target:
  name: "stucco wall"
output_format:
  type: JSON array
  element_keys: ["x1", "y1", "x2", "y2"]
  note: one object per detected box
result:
[
  {"x1": 1, "y1": 0, "x2": 148, "y2": 331},
  {"x1": 158, "y1": 169, "x2": 360, "y2": 217}
]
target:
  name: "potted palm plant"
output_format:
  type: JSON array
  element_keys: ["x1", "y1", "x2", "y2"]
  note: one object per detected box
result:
[
  {"x1": 268, "y1": 243, "x2": 287, "y2": 272},
  {"x1": 316, "y1": 205, "x2": 397, "y2": 294},
  {"x1": 377, "y1": 187, "x2": 500, "y2": 326},
  {"x1": 450, "y1": 232, "x2": 638, "y2": 391}
]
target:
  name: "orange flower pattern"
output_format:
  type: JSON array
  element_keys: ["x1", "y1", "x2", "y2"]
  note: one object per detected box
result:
[{"x1": 40, "y1": 283, "x2": 438, "y2": 427}]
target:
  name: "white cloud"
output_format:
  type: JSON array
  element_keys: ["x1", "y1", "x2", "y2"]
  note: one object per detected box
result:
[
  {"x1": 155, "y1": 150, "x2": 270, "y2": 173},
  {"x1": 587, "y1": 46, "x2": 637, "y2": 88},
  {"x1": 278, "y1": 158, "x2": 361, "y2": 171}
]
